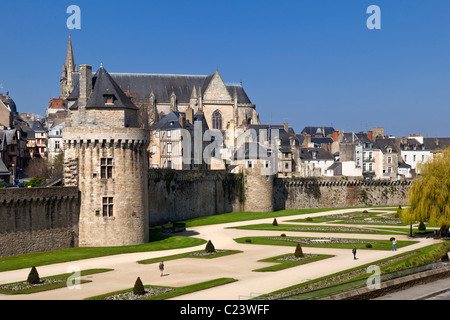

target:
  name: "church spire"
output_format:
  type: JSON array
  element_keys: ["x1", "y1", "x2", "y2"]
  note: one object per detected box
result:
[{"x1": 61, "y1": 34, "x2": 78, "y2": 99}]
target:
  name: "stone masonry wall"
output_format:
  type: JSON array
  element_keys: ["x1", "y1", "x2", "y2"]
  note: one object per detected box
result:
[
  {"x1": 0, "y1": 187, "x2": 79, "y2": 258},
  {"x1": 273, "y1": 179, "x2": 411, "y2": 210},
  {"x1": 148, "y1": 170, "x2": 243, "y2": 225}
]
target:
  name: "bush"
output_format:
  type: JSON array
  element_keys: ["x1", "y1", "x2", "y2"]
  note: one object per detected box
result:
[
  {"x1": 306, "y1": 217, "x2": 313, "y2": 221},
  {"x1": 366, "y1": 244, "x2": 372, "y2": 248},
  {"x1": 363, "y1": 210, "x2": 368, "y2": 213},
  {"x1": 280, "y1": 233, "x2": 286, "y2": 237},
  {"x1": 24, "y1": 177, "x2": 46, "y2": 188},
  {"x1": 294, "y1": 243, "x2": 304, "y2": 258},
  {"x1": 27, "y1": 266, "x2": 40, "y2": 284},
  {"x1": 418, "y1": 221, "x2": 426, "y2": 231},
  {"x1": 272, "y1": 218, "x2": 278, "y2": 226},
  {"x1": 245, "y1": 238, "x2": 252, "y2": 243},
  {"x1": 133, "y1": 277, "x2": 145, "y2": 295},
  {"x1": 205, "y1": 240, "x2": 216, "y2": 253}
]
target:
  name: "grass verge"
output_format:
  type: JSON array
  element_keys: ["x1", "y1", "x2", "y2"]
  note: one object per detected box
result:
[
  {"x1": 137, "y1": 249, "x2": 242, "y2": 264},
  {"x1": 85, "y1": 277, "x2": 237, "y2": 300},
  {"x1": 234, "y1": 236, "x2": 417, "y2": 250},
  {"x1": 0, "y1": 231, "x2": 206, "y2": 272},
  {"x1": 0, "y1": 268, "x2": 113, "y2": 294}
]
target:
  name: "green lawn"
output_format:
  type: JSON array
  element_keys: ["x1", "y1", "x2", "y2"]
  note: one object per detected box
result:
[
  {"x1": 0, "y1": 232, "x2": 206, "y2": 272},
  {"x1": 177, "y1": 208, "x2": 341, "y2": 227},
  {"x1": 85, "y1": 277, "x2": 237, "y2": 300},
  {"x1": 229, "y1": 223, "x2": 397, "y2": 235},
  {"x1": 254, "y1": 254, "x2": 333, "y2": 272},
  {"x1": 137, "y1": 249, "x2": 242, "y2": 264},
  {"x1": 234, "y1": 236, "x2": 418, "y2": 251},
  {"x1": 0, "y1": 268, "x2": 113, "y2": 294}
]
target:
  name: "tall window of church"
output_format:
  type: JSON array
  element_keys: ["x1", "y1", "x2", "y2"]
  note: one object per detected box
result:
[
  {"x1": 212, "y1": 110, "x2": 222, "y2": 130},
  {"x1": 101, "y1": 158, "x2": 113, "y2": 179},
  {"x1": 102, "y1": 197, "x2": 113, "y2": 217}
]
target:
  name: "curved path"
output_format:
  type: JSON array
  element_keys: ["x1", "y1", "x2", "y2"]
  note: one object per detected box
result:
[{"x1": 0, "y1": 207, "x2": 440, "y2": 300}]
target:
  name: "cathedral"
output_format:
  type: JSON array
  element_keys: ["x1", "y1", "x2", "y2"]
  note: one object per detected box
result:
[{"x1": 60, "y1": 36, "x2": 261, "y2": 133}]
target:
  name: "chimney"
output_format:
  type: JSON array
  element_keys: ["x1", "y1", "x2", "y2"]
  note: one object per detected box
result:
[
  {"x1": 333, "y1": 131, "x2": 338, "y2": 142},
  {"x1": 179, "y1": 113, "x2": 186, "y2": 128},
  {"x1": 185, "y1": 106, "x2": 194, "y2": 125},
  {"x1": 284, "y1": 122, "x2": 289, "y2": 133},
  {"x1": 79, "y1": 65, "x2": 92, "y2": 111},
  {"x1": 367, "y1": 131, "x2": 373, "y2": 141},
  {"x1": 304, "y1": 134, "x2": 311, "y2": 147}
]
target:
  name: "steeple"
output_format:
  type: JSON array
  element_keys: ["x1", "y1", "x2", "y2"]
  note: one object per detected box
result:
[{"x1": 60, "y1": 34, "x2": 78, "y2": 99}]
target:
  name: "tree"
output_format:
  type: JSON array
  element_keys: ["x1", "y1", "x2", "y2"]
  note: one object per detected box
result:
[
  {"x1": 27, "y1": 266, "x2": 40, "y2": 284},
  {"x1": 272, "y1": 218, "x2": 278, "y2": 226},
  {"x1": 402, "y1": 147, "x2": 450, "y2": 237},
  {"x1": 205, "y1": 240, "x2": 216, "y2": 253},
  {"x1": 133, "y1": 277, "x2": 145, "y2": 295},
  {"x1": 294, "y1": 243, "x2": 304, "y2": 258}
]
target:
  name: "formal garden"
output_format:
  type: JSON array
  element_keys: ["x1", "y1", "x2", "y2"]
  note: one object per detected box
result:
[{"x1": 0, "y1": 204, "x2": 448, "y2": 300}]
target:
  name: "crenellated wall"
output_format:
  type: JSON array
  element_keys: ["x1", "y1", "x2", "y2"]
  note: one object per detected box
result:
[
  {"x1": 0, "y1": 187, "x2": 79, "y2": 258},
  {"x1": 0, "y1": 172, "x2": 412, "y2": 257},
  {"x1": 273, "y1": 179, "x2": 411, "y2": 210},
  {"x1": 147, "y1": 170, "x2": 244, "y2": 225}
]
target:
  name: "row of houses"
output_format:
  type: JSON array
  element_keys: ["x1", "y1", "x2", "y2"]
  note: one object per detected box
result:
[
  {"x1": 0, "y1": 92, "x2": 58, "y2": 182},
  {"x1": 148, "y1": 111, "x2": 449, "y2": 180}
]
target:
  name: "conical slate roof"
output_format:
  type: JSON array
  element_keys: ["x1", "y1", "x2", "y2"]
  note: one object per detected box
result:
[{"x1": 85, "y1": 65, "x2": 138, "y2": 110}]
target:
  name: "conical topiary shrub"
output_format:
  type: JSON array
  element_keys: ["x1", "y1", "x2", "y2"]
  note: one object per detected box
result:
[
  {"x1": 272, "y1": 218, "x2": 278, "y2": 226},
  {"x1": 27, "y1": 266, "x2": 40, "y2": 284},
  {"x1": 294, "y1": 243, "x2": 304, "y2": 258},
  {"x1": 133, "y1": 277, "x2": 145, "y2": 295},
  {"x1": 205, "y1": 240, "x2": 216, "y2": 253}
]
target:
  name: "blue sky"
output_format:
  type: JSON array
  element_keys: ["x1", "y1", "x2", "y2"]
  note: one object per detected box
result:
[{"x1": 0, "y1": 0, "x2": 449, "y2": 137}]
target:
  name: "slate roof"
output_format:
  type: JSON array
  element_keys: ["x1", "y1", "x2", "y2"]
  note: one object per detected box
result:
[
  {"x1": 68, "y1": 70, "x2": 253, "y2": 105},
  {"x1": 375, "y1": 138, "x2": 397, "y2": 154},
  {"x1": 151, "y1": 111, "x2": 193, "y2": 131},
  {"x1": 301, "y1": 126, "x2": 335, "y2": 137},
  {"x1": 0, "y1": 159, "x2": 10, "y2": 175},
  {"x1": 85, "y1": 66, "x2": 138, "y2": 110},
  {"x1": 300, "y1": 147, "x2": 334, "y2": 161},
  {"x1": 423, "y1": 137, "x2": 450, "y2": 151},
  {"x1": 151, "y1": 111, "x2": 207, "y2": 131}
]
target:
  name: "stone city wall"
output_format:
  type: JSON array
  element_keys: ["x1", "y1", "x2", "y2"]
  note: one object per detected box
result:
[
  {"x1": 0, "y1": 187, "x2": 79, "y2": 258},
  {"x1": 273, "y1": 178, "x2": 411, "y2": 211},
  {"x1": 147, "y1": 170, "x2": 244, "y2": 225}
]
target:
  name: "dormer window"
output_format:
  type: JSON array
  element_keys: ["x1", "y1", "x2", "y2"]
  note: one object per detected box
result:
[{"x1": 104, "y1": 95, "x2": 115, "y2": 104}]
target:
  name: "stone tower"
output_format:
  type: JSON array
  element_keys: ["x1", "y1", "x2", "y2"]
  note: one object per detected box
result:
[
  {"x1": 243, "y1": 161, "x2": 275, "y2": 213},
  {"x1": 60, "y1": 35, "x2": 78, "y2": 99},
  {"x1": 63, "y1": 64, "x2": 150, "y2": 247}
]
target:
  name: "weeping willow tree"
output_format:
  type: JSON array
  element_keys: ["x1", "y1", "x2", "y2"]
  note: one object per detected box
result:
[{"x1": 402, "y1": 147, "x2": 450, "y2": 237}]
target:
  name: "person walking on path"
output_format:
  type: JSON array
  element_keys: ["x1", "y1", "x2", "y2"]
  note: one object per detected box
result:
[
  {"x1": 159, "y1": 261, "x2": 164, "y2": 277},
  {"x1": 352, "y1": 247, "x2": 357, "y2": 260},
  {"x1": 392, "y1": 239, "x2": 397, "y2": 251}
]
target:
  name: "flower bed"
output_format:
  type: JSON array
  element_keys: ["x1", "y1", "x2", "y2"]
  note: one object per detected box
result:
[
  {"x1": 265, "y1": 237, "x2": 383, "y2": 246},
  {"x1": 287, "y1": 226, "x2": 376, "y2": 233},
  {"x1": 275, "y1": 254, "x2": 318, "y2": 262},
  {"x1": 103, "y1": 287, "x2": 175, "y2": 300},
  {"x1": 188, "y1": 250, "x2": 228, "y2": 257},
  {"x1": 0, "y1": 279, "x2": 65, "y2": 292}
]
